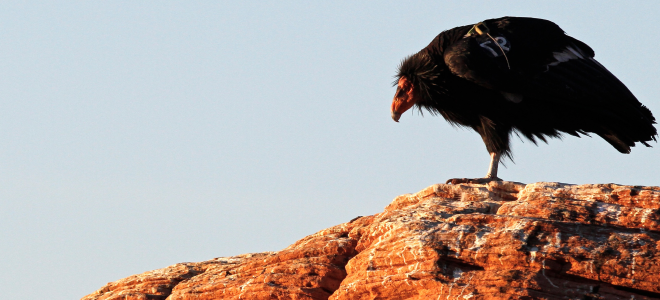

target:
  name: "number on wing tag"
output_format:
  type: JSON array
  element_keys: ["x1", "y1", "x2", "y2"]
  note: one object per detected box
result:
[{"x1": 477, "y1": 36, "x2": 510, "y2": 58}]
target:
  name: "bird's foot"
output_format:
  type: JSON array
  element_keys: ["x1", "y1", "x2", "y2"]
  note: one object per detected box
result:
[{"x1": 445, "y1": 177, "x2": 503, "y2": 185}]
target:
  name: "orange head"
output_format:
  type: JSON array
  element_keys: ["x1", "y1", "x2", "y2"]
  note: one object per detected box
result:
[{"x1": 391, "y1": 76, "x2": 419, "y2": 122}]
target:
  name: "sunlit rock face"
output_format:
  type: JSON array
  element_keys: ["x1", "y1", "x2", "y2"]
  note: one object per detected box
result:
[{"x1": 82, "y1": 181, "x2": 660, "y2": 300}]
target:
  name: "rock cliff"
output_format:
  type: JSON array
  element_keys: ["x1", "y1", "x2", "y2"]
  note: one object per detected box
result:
[{"x1": 82, "y1": 181, "x2": 660, "y2": 300}]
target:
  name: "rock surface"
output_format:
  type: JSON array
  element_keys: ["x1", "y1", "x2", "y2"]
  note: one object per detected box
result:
[{"x1": 82, "y1": 181, "x2": 660, "y2": 300}]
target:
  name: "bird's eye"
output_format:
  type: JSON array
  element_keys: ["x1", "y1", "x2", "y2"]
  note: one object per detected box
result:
[{"x1": 395, "y1": 89, "x2": 405, "y2": 100}]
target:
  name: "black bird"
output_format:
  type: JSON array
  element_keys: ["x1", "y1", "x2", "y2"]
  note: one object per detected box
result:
[{"x1": 391, "y1": 17, "x2": 657, "y2": 183}]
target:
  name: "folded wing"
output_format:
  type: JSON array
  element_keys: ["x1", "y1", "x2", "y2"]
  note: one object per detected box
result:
[{"x1": 443, "y1": 17, "x2": 656, "y2": 152}]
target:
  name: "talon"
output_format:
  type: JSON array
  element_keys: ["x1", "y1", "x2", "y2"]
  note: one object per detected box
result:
[{"x1": 446, "y1": 178, "x2": 468, "y2": 185}]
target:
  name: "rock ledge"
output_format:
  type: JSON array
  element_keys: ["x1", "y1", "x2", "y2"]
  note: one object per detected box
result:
[{"x1": 82, "y1": 181, "x2": 660, "y2": 300}]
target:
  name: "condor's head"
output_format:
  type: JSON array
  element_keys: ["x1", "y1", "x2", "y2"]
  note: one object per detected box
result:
[
  {"x1": 391, "y1": 52, "x2": 438, "y2": 122},
  {"x1": 391, "y1": 77, "x2": 418, "y2": 122}
]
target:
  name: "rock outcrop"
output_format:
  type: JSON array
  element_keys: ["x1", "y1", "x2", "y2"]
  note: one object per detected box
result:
[{"x1": 82, "y1": 181, "x2": 660, "y2": 300}]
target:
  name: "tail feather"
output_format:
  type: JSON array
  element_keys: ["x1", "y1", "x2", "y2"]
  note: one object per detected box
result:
[{"x1": 597, "y1": 132, "x2": 631, "y2": 154}]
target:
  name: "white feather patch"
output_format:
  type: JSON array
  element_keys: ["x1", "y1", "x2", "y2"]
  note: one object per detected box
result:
[
  {"x1": 547, "y1": 46, "x2": 584, "y2": 67},
  {"x1": 566, "y1": 46, "x2": 585, "y2": 58}
]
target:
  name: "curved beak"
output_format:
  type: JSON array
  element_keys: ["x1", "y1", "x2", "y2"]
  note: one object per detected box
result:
[
  {"x1": 390, "y1": 94, "x2": 416, "y2": 122},
  {"x1": 391, "y1": 111, "x2": 401, "y2": 122}
]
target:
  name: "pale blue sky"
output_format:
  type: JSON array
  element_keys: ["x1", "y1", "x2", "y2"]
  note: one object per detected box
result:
[{"x1": 1, "y1": 1, "x2": 659, "y2": 299}]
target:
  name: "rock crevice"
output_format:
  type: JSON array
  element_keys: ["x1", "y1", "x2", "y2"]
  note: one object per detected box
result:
[{"x1": 82, "y1": 181, "x2": 660, "y2": 300}]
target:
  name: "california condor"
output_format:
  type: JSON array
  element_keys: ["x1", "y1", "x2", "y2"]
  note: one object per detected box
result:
[{"x1": 390, "y1": 17, "x2": 657, "y2": 183}]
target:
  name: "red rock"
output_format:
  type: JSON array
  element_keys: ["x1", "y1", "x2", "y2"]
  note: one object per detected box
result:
[{"x1": 82, "y1": 181, "x2": 660, "y2": 300}]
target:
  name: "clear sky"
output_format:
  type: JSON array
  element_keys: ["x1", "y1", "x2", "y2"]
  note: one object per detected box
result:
[{"x1": 1, "y1": 1, "x2": 659, "y2": 299}]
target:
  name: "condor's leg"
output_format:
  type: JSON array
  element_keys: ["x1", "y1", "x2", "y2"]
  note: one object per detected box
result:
[
  {"x1": 485, "y1": 152, "x2": 501, "y2": 179},
  {"x1": 447, "y1": 118, "x2": 508, "y2": 184}
]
